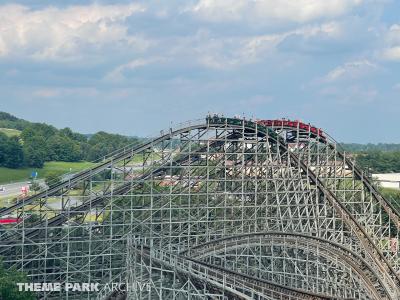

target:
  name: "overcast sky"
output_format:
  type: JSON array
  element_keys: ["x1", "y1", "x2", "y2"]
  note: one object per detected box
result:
[{"x1": 0, "y1": 0, "x2": 400, "y2": 142}]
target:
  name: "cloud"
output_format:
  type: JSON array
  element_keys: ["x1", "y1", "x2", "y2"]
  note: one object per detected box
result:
[
  {"x1": 32, "y1": 87, "x2": 100, "y2": 99},
  {"x1": 381, "y1": 46, "x2": 400, "y2": 61},
  {"x1": 188, "y1": 0, "x2": 363, "y2": 24},
  {"x1": 319, "y1": 85, "x2": 378, "y2": 104},
  {"x1": 385, "y1": 24, "x2": 400, "y2": 44},
  {"x1": 0, "y1": 3, "x2": 147, "y2": 61},
  {"x1": 322, "y1": 60, "x2": 378, "y2": 82},
  {"x1": 393, "y1": 83, "x2": 400, "y2": 90},
  {"x1": 193, "y1": 33, "x2": 284, "y2": 69},
  {"x1": 381, "y1": 24, "x2": 400, "y2": 61},
  {"x1": 181, "y1": 22, "x2": 345, "y2": 70},
  {"x1": 105, "y1": 57, "x2": 165, "y2": 81}
]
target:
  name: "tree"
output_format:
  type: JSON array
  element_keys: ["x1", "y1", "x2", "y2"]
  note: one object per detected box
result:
[
  {"x1": 30, "y1": 181, "x2": 41, "y2": 192},
  {"x1": 3, "y1": 136, "x2": 24, "y2": 168},
  {"x1": 0, "y1": 111, "x2": 143, "y2": 170},
  {"x1": 356, "y1": 151, "x2": 400, "y2": 173},
  {"x1": 86, "y1": 132, "x2": 138, "y2": 161},
  {"x1": 0, "y1": 260, "x2": 35, "y2": 300},
  {"x1": 0, "y1": 133, "x2": 24, "y2": 168},
  {"x1": 47, "y1": 135, "x2": 82, "y2": 162},
  {"x1": 23, "y1": 136, "x2": 47, "y2": 168},
  {"x1": 21, "y1": 123, "x2": 57, "y2": 141},
  {"x1": 0, "y1": 112, "x2": 30, "y2": 130}
]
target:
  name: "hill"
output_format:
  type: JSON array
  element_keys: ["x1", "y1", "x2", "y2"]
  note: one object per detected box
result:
[
  {"x1": 0, "y1": 112, "x2": 30, "y2": 130},
  {"x1": 0, "y1": 161, "x2": 95, "y2": 184},
  {"x1": 0, "y1": 128, "x2": 21, "y2": 137},
  {"x1": 0, "y1": 111, "x2": 141, "y2": 170}
]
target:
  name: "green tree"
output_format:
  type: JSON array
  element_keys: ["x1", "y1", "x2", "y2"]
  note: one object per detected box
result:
[
  {"x1": 23, "y1": 136, "x2": 47, "y2": 168},
  {"x1": 0, "y1": 112, "x2": 30, "y2": 130},
  {"x1": 30, "y1": 181, "x2": 41, "y2": 192},
  {"x1": 60, "y1": 127, "x2": 86, "y2": 142},
  {"x1": 0, "y1": 133, "x2": 24, "y2": 168},
  {"x1": 86, "y1": 132, "x2": 138, "y2": 161},
  {"x1": 3, "y1": 136, "x2": 24, "y2": 168},
  {"x1": 356, "y1": 151, "x2": 400, "y2": 173},
  {"x1": 21, "y1": 123, "x2": 57, "y2": 141},
  {"x1": 0, "y1": 111, "x2": 144, "y2": 170},
  {"x1": 47, "y1": 135, "x2": 82, "y2": 162},
  {"x1": 0, "y1": 260, "x2": 36, "y2": 300}
]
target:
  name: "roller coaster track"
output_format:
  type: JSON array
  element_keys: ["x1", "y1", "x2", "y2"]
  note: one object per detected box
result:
[
  {"x1": 209, "y1": 117, "x2": 400, "y2": 297},
  {"x1": 0, "y1": 121, "x2": 233, "y2": 217},
  {"x1": 0, "y1": 132, "x2": 241, "y2": 245},
  {"x1": 287, "y1": 148, "x2": 400, "y2": 296},
  {"x1": 258, "y1": 120, "x2": 400, "y2": 231},
  {"x1": 1, "y1": 116, "x2": 399, "y2": 299},
  {"x1": 136, "y1": 245, "x2": 338, "y2": 300},
  {"x1": 339, "y1": 152, "x2": 400, "y2": 229},
  {"x1": 181, "y1": 232, "x2": 389, "y2": 300},
  {"x1": 259, "y1": 120, "x2": 400, "y2": 290}
]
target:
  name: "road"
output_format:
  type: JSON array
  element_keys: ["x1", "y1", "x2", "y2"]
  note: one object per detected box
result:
[{"x1": 0, "y1": 180, "x2": 44, "y2": 198}]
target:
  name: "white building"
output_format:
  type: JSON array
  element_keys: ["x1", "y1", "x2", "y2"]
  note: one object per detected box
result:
[{"x1": 372, "y1": 173, "x2": 400, "y2": 189}]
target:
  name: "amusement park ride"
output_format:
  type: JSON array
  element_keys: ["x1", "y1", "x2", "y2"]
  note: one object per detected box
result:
[{"x1": 0, "y1": 115, "x2": 399, "y2": 300}]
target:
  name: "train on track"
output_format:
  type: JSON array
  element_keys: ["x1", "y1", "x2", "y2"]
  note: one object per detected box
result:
[{"x1": 257, "y1": 119, "x2": 327, "y2": 142}]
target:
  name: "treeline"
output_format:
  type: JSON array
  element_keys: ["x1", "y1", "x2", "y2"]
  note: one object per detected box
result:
[
  {"x1": 340, "y1": 143, "x2": 400, "y2": 173},
  {"x1": 0, "y1": 112, "x2": 140, "y2": 169},
  {"x1": 0, "y1": 112, "x2": 30, "y2": 130},
  {"x1": 341, "y1": 143, "x2": 400, "y2": 152},
  {"x1": 356, "y1": 151, "x2": 400, "y2": 173}
]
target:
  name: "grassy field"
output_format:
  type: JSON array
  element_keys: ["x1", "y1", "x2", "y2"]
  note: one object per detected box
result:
[
  {"x1": 0, "y1": 151, "x2": 159, "y2": 185},
  {"x1": 0, "y1": 128, "x2": 21, "y2": 137},
  {"x1": 0, "y1": 161, "x2": 95, "y2": 184}
]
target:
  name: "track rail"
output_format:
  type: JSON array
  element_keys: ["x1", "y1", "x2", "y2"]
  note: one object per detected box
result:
[
  {"x1": 0, "y1": 123, "x2": 209, "y2": 217},
  {"x1": 0, "y1": 132, "x2": 239, "y2": 245},
  {"x1": 292, "y1": 152, "x2": 400, "y2": 298},
  {"x1": 137, "y1": 245, "x2": 336, "y2": 300},
  {"x1": 181, "y1": 232, "x2": 389, "y2": 300},
  {"x1": 339, "y1": 151, "x2": 400, "y2": 229},
  {"x1": 259, "y1": 120, "x2": 400, "y2": 231}
]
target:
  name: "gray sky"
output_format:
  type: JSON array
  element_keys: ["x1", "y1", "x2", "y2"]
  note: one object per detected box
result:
[{"x1": 1, "y1": 0, "x2": 400, "y2": 142}]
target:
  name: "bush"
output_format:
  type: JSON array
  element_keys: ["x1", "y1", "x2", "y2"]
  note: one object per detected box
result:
[
  {"x1": 0, "y1": 260, "x2": 36, "y2": 300},
  {"x1": 30, "y1": 181, "x2": 41, "y2": 192}
]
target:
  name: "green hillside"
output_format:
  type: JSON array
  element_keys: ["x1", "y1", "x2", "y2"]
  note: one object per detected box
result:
[
  {"x1": 0, "y1": 161, "x2": 96, "y2": 184},
  {"x1": 0, "y1": 111, "x2": 141, "y2": 172},
  {"x1": 0, "y1": 128, "x2": 21, "y2": 137}
]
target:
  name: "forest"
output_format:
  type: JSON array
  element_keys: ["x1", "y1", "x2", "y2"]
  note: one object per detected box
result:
[
  {"x1": 339, "y1": 143, "x2": 400, "y2": 173},
  {"x1": 0, "y1": 112, "x2": 140, "y2": 169}
]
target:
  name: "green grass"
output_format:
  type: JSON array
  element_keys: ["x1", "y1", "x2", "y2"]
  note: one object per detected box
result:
[
  {"x1": 0, "y1": 161, "x2": 96, "y2": 184},
  {"x1": 0, "y1": 150, "x2": 161, "y2": 185},
  {"x1": 380, "y1": 187, "x2": 400, "y2": 211},
  {"x1": 0, "y1": 128, "x2": 21, "y2": 137},
  {"x1": 0, "y1": 195, "x2": 17, "y2": 207}
]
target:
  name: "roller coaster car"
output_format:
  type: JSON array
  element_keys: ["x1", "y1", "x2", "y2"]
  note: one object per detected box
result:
[
  {"x1": 207, "y1": 116, "x2": 245, "y2": 127},
  {"x1": 0, "y1": 216, "x2": 21, "y2": 225},
  {"x1": 286, "y1": 131, "x2": 297, "y2": 143},
  {"x1": 258, "y1": 119, "x2": 327, "y2": 143}
]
